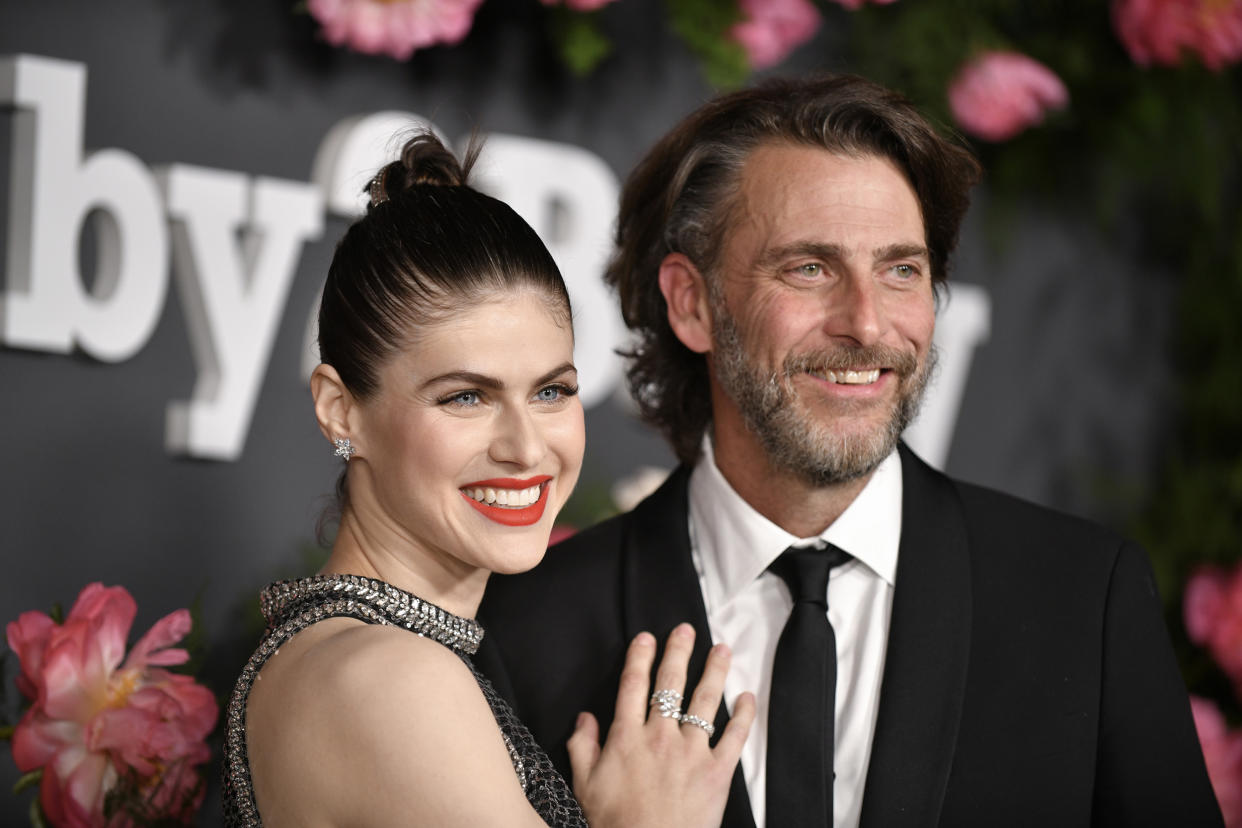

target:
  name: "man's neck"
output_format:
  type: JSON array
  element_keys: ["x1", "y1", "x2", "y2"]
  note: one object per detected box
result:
[{"x1": 708, "y1": 424, "x2": 876, "y2": 538}]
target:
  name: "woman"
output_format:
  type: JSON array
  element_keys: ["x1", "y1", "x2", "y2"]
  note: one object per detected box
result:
[{"x1": 222, "y1": 132, "x2": 755, "y2": 827}]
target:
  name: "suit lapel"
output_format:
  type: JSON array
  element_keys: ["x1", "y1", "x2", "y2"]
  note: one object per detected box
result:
[
  {"x1": 859, "y1": 445, "x2": 972, "y2": 828},
  {"x1": 620, "y1": 465, "x2": 758, "y2": 828}
]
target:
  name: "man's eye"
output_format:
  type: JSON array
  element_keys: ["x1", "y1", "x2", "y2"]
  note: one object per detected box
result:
[
  {"x1": 794, "y1": 263, "x2": 822, "y2": 277},
  {"x1": 441, "y1": 390, "x2": 480, "y2": 407},
  {"x1": 892, "y1": 264, "x2": 916, "y2": 278}
]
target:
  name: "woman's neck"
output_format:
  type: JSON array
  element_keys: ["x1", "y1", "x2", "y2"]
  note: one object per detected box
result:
[{"x1": 320, "y1": 510, "x2": 489, "y2": 619}]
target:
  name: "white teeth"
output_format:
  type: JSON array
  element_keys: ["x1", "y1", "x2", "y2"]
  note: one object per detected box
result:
[
  {"x1": 822, "y1": 369, "x2": 881, "y2": 385},
  {"x1": 465, "y1": 483, "x2": 543, "y2": 508}
]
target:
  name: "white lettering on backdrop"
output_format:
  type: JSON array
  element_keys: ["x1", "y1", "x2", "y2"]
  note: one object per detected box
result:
[{"x1": 0, "y1": 53, "x2": 989, "y2": 468}]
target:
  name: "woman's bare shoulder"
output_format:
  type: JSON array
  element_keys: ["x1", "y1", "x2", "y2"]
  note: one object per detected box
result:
[{"x1": 245, "y1": 619, "x2": 546, "y2": 827}]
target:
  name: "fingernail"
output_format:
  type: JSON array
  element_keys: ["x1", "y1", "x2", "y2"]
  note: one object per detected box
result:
[
  {"x1": 634, "y1": 631, "x2": 655, "y2": 646},
  {"x1": 713, "y1": 643, "x2": 731, "y2": 657},
  {"x1": 676, "y1": 623, "x2": 694, "y2": 638},
  {"x1": 576, "y1": 712, "x2": 588, "y2": 728}
]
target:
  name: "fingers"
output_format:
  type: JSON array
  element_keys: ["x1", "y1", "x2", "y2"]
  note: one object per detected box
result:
[
  {"x1": 613, "y1": 631, "x2": 657, "y2": 724},
  {"x1": 713, "y1": 691, "x2": 756, "y2": 764},
  {"x1": 679, "y1": 642, "x2": 731, "y2": 738},
  {"x1": 567, "y1": 711, "x2": 601, "y2": 788},
  {"x1": 649, "y1": 623, "x2": 695, "y2": 724}
]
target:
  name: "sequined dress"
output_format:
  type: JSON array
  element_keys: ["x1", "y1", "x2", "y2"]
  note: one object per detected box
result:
[{"x1": 222, "y1": 574, "x2": 587, "y2": 827}]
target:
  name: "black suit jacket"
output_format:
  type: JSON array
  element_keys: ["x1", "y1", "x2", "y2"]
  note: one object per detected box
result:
[{"x1": 478, "y1": 446, "x2": 1222, "y2": 826}]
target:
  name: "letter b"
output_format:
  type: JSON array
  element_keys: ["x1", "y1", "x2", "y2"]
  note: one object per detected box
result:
[{"x1": 0, "y1": 54, "x2": 167, "y2": 362}]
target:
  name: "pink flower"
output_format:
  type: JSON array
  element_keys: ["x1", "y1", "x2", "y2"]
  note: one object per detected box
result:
[
  {"x1": 6, "y1": 583, "x2": 218, "y2": 827},
  {"x1": 549, "y1": 524, "x2": 578, "y2": 546},
  {"x1": 1113, "y1": 0, "x2": 1242, "y2": 71},
  {"x1": 540, "y1": 0, "x2": 619, "y2": 10},
  {"x1": 948, "y1": 51, "x2": 1069, "y2": 142},
  {"x1": 1186, "y1": 564, "x2": 1242, "y2": 696},
  {"x1": 828, "y1": 0, "x2": 900, "y2": 9},
  {"x1": 731, "y1": 0, "x2": 822, "y2": 70},
  {"x1": 307, "y1": 0, "x2": 485, "y2": 61},
  {"x1": 1190, "y1": 695, "x2": 1242, "y2": 825}
]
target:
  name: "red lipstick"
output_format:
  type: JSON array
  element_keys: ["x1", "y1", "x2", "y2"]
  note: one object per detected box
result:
[{"x1": 460, "y1": 476, "x2": 552, "y2": 527}]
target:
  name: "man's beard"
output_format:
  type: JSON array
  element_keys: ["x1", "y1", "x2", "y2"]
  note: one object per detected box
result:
[{"x1": 711, "y1": 302, "x2": 936, "y2": 487}]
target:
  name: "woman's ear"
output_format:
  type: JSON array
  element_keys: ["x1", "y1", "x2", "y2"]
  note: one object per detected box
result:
[
  {"x1": 311, "y1": 364, "x2": 358, "y2": 452},
  {"x1": 658, "y1": 253, "x2": 713, "y2": 354}
]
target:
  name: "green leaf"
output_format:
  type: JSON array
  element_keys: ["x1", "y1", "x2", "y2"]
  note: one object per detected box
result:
[
  {"x1": 29, "y1": 795, "x2": 46, "y2": 828},
  {"x1": 666, "y1": 0, "x2": 749, "y2": 88},
  {"x1": 48, "y1": 603, "x2": 63, "y2": 625},
  {"x1": 0, "y1": 724, "x2": 14, "y2": 741},
  {"x1": 550, "y1": 11, "x2": 613, "y2": 77},
  {"x1": 13, "y1": 769, "x2": 41, "y2": 796}
]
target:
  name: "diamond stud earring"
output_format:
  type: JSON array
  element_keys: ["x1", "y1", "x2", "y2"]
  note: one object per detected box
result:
[{"x1": 333, "y1": 438, "x2": 355, "y2": 461}]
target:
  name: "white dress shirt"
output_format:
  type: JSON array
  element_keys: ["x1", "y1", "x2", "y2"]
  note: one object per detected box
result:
[{"x1": 687, "y1": 439, "x2": 902, "y2": 828}]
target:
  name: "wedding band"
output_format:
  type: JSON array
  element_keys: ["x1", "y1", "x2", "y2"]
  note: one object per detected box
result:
[
  {"x1": 680, "y1": 714, "x2": 715, "y2": 736},
  {"x1": 649, "y1": 688, "x2": 683, "y2": 720}
]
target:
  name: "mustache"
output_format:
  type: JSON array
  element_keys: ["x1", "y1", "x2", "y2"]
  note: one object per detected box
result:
[{"x1": 783, "y1": 345, "x2": 919, "y2": 379}]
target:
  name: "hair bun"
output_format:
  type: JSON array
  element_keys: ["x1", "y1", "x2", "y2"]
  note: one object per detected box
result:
[{"x1": 366, "y1": 131, "x2": 480, "y2": 210}]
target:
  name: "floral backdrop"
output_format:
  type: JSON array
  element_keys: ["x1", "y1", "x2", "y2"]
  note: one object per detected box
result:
[{"x1": 4, "y1": 0, "x2": 1241, "y2": 824}]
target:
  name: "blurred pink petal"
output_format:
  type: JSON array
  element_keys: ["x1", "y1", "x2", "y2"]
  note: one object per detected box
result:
[
  {"x1": 7, "y1": 610, "x2": 57, "y2": 700},
  {"x1": 1113, "y1": 0, "x2": 1242, "y2": 71},
  {"x1": 1191, "y1": 695, "x2": 1242, "y2": 825},
  {"x1": 1186, "y1": 567, "x2": 1230, "y2": 644},
  {"x1": 549, "y1": 525, "x2": 578, "y2": 546},
  {"x1": 829, "y1": 0, "x2": 900, "y2": 8},
  {"x1": 731, "y1": 0, "x2": 821, "y2": 70},
  {"x1": 540, "y1": 0, "x2": 620, "y2": 10},
  {"x1": 125, "y1": 608, "x2": 192, "y2": 669},
  {"x1": 307, "y1": 0, "x2": 485, "y2": 61},
  {"x1": 948, "y1": 51, "x2": 1069, "y2": 142}
]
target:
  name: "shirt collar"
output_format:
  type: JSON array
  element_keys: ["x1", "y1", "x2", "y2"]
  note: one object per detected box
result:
[{"x1": 688, "y1": 437, "x2": 903, "y2": 613}]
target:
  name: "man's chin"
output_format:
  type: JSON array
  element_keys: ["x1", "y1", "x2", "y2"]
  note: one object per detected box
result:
[{"x1": 760, "y1": 419, "x2": 899, "y2": 488}]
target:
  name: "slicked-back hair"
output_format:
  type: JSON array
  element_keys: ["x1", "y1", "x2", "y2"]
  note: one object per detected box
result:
[
  {"x1": 316, "y1": 132, "x2": 569, "y2": 532},
  {"x1": 319, "y1": 132, "x2": 569, "y2": 401},
  {"x1": 606, "y1": 74, "x2": 982, "y2": 465}
]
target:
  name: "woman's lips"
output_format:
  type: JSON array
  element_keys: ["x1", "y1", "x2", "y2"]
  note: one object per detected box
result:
[{"x1": 460, "y1": 476, "x2": 552, "y2": 527}]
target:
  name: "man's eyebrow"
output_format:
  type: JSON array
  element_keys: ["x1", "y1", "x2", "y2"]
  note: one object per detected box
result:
[
  {"x1": 874, "y1": 243, "x2": 930, "y2": 262},
  {"x1": 755, "y1": 242, "x2": 847, "y2": 269}
]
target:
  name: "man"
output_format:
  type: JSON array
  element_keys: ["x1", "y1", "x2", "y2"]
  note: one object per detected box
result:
[{"x1": 477, "y1": 75, "x2": 1221, "y2": 827}]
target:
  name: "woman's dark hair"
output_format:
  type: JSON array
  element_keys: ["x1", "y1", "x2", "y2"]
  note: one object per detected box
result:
[
  {"x1": 319, "y1": 131, "x2": 569, "y2": 400},
  {"x1": 317, "y1": 132, "x2": 569, "y2": 534},
  {"x1": 606, "y1": 74, "x2": 982, "y2": 465}
]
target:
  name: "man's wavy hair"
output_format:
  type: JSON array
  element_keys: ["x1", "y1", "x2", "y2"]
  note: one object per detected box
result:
[{"x1": 605, "y1": 74, "x2": 982, "y2": 465}]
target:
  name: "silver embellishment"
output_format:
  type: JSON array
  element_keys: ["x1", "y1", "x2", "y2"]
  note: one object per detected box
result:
[
  {"x1": 649, "y1": 688, "x2": 683, "y2": 721},
  {"x1": 222, "y1": 574, "x2": 588, "y2": 828},
  {"x1": 680, "y1": 713, "x2": 715, "y2": 736},
  {"x1": 333, "y1": 438, "x2": 355, "y2": 460}
]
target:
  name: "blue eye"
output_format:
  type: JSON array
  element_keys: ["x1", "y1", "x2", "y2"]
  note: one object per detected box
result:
[
  {"x1": 535, "y1": 383, "x2": 578, "y2": 404},
  {"x1": 441, "y1": 390, "x2": 480, "y2": 407}
]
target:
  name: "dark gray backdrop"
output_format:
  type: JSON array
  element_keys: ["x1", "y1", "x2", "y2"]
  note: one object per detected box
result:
[{"x1": 0, "y1": 1, "x2": 1176, "y2": 824}]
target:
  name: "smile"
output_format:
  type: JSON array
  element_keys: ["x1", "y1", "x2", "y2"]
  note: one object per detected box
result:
[
  {"x1": 459, "y1": 476, "x2": 552, "y2": 527},
  {"x1": 807, "y1": 368, "x2": 882, "y2": 385}
]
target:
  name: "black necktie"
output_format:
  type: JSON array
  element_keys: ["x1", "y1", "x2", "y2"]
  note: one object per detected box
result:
[{"x1": 766, "y1": 542, "x2": 852, "y2": 828}]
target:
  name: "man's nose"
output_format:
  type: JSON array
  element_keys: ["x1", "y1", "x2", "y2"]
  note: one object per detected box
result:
[{"x1": 822, "y1": 274, "x2": 884, "y2": 346}]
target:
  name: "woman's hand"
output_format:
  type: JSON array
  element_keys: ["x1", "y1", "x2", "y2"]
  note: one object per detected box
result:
[{"x1": 567, "y1": 623, "x2": 755, "y2": 828}]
